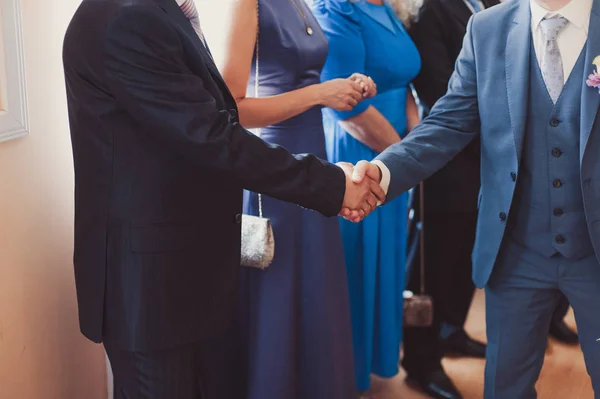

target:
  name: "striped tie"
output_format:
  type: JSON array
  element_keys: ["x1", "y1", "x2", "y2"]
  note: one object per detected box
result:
[{"x1": 179, "y1": 0, "x2": 207, "y2": 47}]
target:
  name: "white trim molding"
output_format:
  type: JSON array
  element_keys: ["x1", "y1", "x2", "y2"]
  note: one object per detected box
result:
[{"x1": 0, "y1": 0, "x2": 28, "y2": 142}]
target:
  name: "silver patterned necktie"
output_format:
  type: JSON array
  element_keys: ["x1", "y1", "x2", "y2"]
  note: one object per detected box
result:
[{"x1": 539, "y1": 16, "x2": 569, "y2": 103}]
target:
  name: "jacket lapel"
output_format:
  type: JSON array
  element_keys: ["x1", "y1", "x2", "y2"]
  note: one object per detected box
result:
[
  {"x1": 505, "y1": 1, "x2": 531, "y2": 163},
  {"x1": 155, "y1": 0, "x2": 225, "y2": 85},
  {"x1": 446, "y1": 0, "x2": 501, "y2": 27},
  {"x1": 580, "y1": 6, "x2": 600, "y2": 163},
  {"x1": 445, "y1": 0, "x2": 474, "y2": 27},
  {"x1": 482, "y1": 0, "x2": 501, "y2": 10}
]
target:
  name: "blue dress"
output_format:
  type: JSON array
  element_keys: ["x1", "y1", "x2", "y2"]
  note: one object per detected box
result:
[
  {"x1": 311, "y1": 0, "x2": 422, "y2": 391},
  {"x1": 236, "y1": 1, "x2": 356, "y2": 398}
]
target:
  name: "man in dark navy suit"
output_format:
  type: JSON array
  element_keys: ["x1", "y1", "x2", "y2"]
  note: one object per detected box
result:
[{"x1": 62, "y1": 0, "x2": 383, "y2": 397}]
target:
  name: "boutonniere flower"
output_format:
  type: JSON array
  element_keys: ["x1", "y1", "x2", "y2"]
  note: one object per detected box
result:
[{"x1": 586, "y1": 56, "x2": 600, "y2": 93}]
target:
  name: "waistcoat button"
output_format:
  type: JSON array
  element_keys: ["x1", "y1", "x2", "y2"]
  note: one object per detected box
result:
[{"x1": 551, "y1": 148, "x2": 562, "y2": 157}]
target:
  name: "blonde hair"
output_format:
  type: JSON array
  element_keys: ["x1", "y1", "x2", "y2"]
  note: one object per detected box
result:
[{"x1": 388, "y1": 0, "x2": 424, "y2": 27}]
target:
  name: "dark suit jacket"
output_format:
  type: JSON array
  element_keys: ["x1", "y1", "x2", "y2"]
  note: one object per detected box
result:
[
  {"x1": 410, "y1": 0, "x2": 499, "y2": 212},
  {"x1": 63, "y1": 0, "x2": 345, "y2": 352}
]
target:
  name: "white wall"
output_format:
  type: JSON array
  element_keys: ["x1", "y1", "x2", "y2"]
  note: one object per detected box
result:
[{"x1": 0, "y1": 0, "x2": 107, "y2": 397}]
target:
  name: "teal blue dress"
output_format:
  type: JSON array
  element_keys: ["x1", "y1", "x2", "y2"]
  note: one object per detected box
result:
[{"x1": 310, "y1": 0, "x2": 421, "y2": 391}]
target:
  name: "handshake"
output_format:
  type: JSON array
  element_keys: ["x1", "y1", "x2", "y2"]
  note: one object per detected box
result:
[{"x1": 337, "y1": 161, "x2": 385, "y2": 223}]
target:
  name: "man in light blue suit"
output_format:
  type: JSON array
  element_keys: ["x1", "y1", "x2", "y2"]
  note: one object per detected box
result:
[{"x1": 344, "y1": 0, "x2": 600, "y2": 396}]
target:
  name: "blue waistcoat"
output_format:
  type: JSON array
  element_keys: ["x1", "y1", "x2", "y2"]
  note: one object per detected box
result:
[{"x1": 509, "y1": 42, "x2": 593, "y2": 259}]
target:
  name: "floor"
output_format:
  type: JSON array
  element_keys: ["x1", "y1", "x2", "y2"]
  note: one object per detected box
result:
[{"x1": 368, "y1": 289, "x2": 594, "y2": 399}]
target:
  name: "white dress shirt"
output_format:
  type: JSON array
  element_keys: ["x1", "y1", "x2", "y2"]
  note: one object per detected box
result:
[{"x1": 374, "y1": 0, "x2": 593, "y2": 198}]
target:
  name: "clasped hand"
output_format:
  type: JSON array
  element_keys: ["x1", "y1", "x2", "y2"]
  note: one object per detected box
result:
[
  {"x1": 337, "y1": 161, "x2": 385, "y2": 223},
  {"x1": 318, "y1": 73, "x2": 377, "y2": 111}
]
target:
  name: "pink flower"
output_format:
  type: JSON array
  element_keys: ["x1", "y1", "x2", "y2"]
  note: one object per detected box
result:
[{"x1": 586, "y1": 71, "x2": 600, "y2": 92}]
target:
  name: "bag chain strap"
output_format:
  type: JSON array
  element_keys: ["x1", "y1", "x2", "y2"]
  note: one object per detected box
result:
[
  {"x1": 418, "y1": 181, "x2": 426, "y2": 294},
  {"x1": 254, "y1": 0, "x2": 263, "y2": 218}
]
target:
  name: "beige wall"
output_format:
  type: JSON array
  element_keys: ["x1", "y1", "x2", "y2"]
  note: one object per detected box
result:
[
  {"x1": 0, "y1": 0, "x2": 108, "y2": 397},
  {"x1": 198, "y1": 0, "x2": 233, "y2": 70}
]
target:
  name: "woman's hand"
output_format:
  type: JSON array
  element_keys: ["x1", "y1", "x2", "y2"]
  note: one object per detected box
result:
[
  {"x1": 349, "y1": 73, "x2": 377, "y2": 98},
  {"x1": 317, "y1": 78, "x2": 365, "y2": 111}
]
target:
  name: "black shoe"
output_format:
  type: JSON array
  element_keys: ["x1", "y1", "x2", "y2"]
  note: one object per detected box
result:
[
  {"x1": 406, "y1": 368, "x2": 463, "y2": 399},
  {"x1": 441, "y1": 330, "x2": 486, "y2": 358},
  {"x1": 549, "y1": 320, "x2": 579, "y2": 344}
]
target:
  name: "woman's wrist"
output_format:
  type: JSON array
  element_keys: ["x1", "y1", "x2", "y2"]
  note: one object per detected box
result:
[{"x1": 308, "y1": 83, "x2": 326, "y2": 107}]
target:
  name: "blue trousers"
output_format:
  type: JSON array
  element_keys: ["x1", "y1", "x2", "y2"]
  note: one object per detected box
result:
[{"x1": 485, "y1": 239, "x2": 600, "y2": 398}]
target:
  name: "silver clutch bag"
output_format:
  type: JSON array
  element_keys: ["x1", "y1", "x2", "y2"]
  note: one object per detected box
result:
[
  {"x1": 241, "y1": 212, "x2": 274, "y2": 269},
  {"x1": 240, "y1": 12, "x2": 275, "y2": 270},
  {"x1": 403, "y1": 290, "x2": 433, "y2": 327}
]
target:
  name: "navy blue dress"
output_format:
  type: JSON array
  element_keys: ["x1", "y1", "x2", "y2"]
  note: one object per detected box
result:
[{"x1": 236, "y1": 1, "x2": 356, "y2": 398}]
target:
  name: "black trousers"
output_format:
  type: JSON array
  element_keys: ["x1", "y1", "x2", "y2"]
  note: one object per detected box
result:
[
  {"x1": 402, "y1": 209, "x2": 572, "y2": 374},
  {"x1": 553, "y1": 291, "x2": 570, "y2": 324},
  {"x1": 403, "y1": 210, "x2": 478, "y2": 373},
  {"x1": 105, "y1": 326, "x2": 245, "y2": 399}
]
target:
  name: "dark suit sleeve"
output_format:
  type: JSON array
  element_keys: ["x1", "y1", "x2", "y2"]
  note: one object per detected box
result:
[
  {"x1": 410, "y1": 3, "x2": 456, "y2": 110},
  {"x1": 375, "y1": 16, "x2": 480, "y2": 201},
  {"x1": 101, "y1": 7, "x2": 344, "y2": 217}
]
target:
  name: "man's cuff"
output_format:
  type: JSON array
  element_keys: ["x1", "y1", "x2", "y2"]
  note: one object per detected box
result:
[{"x1": 372, "y1": 160, "x2": 390, "y2": 205}]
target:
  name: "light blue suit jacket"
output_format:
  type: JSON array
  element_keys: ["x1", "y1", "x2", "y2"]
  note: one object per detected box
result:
[{"x1": 375, "y1": 0, "x2": 600, "y2": 288}]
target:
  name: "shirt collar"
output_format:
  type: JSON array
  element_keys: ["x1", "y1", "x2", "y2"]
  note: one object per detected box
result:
[
  {"x1": 530, "y1": 0, "x2": 592, "y2": 33},
  {"x1": 175, "y1": 0, "x2": 185, "y2": 6}
]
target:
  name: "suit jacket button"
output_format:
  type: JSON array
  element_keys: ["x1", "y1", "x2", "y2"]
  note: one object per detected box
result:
[
  {"x1": 555, "y1": 235, "x2": 565, "y2": 244},
  {"x1": 229, "y1": 109, "x2": 238, "y2": 121},
  {"x1": 552, "y1": 179, "x2": 563, "y2": 188},
  {"x1": 499, "y1": 212, "x2": 507, "y2": 221},
  {"x1": 235, "y1": 214, "x2": 242, "y2": 224},
  {"x1": 510, "y1": 172, "x2": 517, "y2": 182},
  {"x1": 550, "y1": 118, "x2": 560, "y2": 127},
  {"x1": 553, "y1": 208, "x2": 563, "y2": 217}
]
